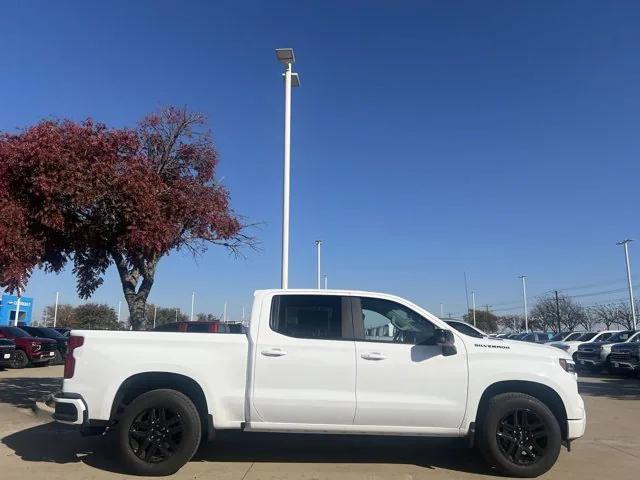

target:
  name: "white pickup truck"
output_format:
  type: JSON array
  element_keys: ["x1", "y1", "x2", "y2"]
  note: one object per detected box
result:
[{"x1": 53, "y1": 289, "x2": 586, "y2": 478}]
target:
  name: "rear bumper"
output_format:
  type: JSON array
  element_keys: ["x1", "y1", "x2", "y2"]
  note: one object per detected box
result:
[{"x1": 52, "y1": 392, "x2": 87, "y2": 425}]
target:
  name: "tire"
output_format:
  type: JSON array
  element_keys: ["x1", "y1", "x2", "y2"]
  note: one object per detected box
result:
[
  {"x1": 116, "y1": 389, "x2": 201, "y2": 476},
  {"x1": 477, "y1": 392, "x2": 562, "y2": 478},
  {"x1": 10, "y1": 350, "x2": 29, "y2": 369}
]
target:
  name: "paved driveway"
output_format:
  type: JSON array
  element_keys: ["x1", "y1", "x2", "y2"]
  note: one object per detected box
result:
[{"x1": 0, "y1": 365, "x2": 639, "y2": 479}]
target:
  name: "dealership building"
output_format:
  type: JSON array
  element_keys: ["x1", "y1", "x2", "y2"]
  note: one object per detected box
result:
[{"x1": 0, "y1": 294, "x2": 34, "y2": 326}]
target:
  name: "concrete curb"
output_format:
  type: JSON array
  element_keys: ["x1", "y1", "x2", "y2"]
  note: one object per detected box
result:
[{"x1": 32, "y1": 393, "x2": 55, "y2": 420}]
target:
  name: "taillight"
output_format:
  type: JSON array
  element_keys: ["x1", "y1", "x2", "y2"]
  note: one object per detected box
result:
[{"x1": 64, "y1": 335, "x2": 84, "y2": 379}]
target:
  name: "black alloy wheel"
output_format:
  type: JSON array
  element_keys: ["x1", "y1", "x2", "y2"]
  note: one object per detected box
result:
[
  {"x1": 128, "y1": 407, "x2": 185, "y2": 463},
  {"x1": 496, "y1": 408, "x2": 548, "y2": 466}
]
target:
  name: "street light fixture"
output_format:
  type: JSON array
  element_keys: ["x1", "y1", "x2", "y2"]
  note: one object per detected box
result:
[
  {"x1": 276, "y1": 47, "x2": 300, "y2": 289},
  {"x1": 617, "y1": 239, "x2": 637, "y2": 330}
]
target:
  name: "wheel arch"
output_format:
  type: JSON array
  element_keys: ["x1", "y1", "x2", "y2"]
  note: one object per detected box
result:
[
  {"x1": 110, "y1": 371, "x2": 214, "y2": 441},
  {"x1": 476, "y1": 380, "x2": 568, "y2": 440}
]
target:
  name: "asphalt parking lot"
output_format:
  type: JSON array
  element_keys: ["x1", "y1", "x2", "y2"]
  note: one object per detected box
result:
[{"x1": 0, "y1": 365, "x2": 638, "y2": 480}]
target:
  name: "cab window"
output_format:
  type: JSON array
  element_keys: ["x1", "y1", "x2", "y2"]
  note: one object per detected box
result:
[
  {"x1": 270, "y1": 295, "x2": 352, "y2": 340},
  {"x1": 354, "y1": 297, "x2": 435, "y2": 345}
]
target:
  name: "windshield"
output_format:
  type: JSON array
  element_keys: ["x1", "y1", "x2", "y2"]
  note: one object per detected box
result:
[
  {"x1": 446, "y1": 321, "x2": 485, "y2": 338},
  {"x1": 606, "y1": 331, "x2": 634, "y2": 343},
  {"x1": 577, "y1": 332, "x2": 597, "y2": 341},
  {"x1": 34, "y1": 327, "x2": 64, "y2": 338},
  {"x1": 549, "y1": 332, "x2": 568, "y2": 342},
  {"x1": 565, "y1": 332, "x2": 583, "y2": 341},
  {"x1": 0, "y1": 326, "x2": 32, "y2": 338},
  {"x1": 594, "y1": 332, "x2": 614, "y2": 342}
]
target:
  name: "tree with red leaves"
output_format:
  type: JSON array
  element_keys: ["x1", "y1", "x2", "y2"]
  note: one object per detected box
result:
[{"x1": 0, "y1": 107, "x2": 251, "y2": 330}]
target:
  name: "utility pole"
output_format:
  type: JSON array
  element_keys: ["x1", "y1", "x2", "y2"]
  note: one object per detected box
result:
[
  {"x1": 464, "y1": 272, "x2": 470, "y2": 315},
  {"x1": 519, "y1": 275, "x2": 528, "y2": 332},
  {"x1": 617, "y1": 239, "x2": 637, "y2": 330},
  {"x1": 555, "y1": 290, "x2": 561, "y2": 333},
  {"x1": 276, "y1": 48, "x2": 300, "y2": 289},
  {"x1": 471, "y1": 291, "x2": 476, "y2": 327},
  {"x1": 53, "y1": 291, "x2": 59, "y2": 328},
  {"x1": 315, "y1": 240, "x2": 322, "y2": 289}
]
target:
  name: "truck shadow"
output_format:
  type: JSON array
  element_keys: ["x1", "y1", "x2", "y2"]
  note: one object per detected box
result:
[
  {"x1": 0, "y1": 376, "x2": 62, "y2": 408},
  {"x1": 2, "y1": 423, "x2": 496, "y2": 476}
]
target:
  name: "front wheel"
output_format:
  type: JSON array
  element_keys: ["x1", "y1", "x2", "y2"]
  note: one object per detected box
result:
[
  {"x1": 10, "y1": 350, "x2": 29, "y2": 369},
  {"x1": 477, "y1": 392, "x2": 561, "y2": 478},
  {"x1": 53, "y1": 350, "x2": 63, "y2": 365},
  {"x1": 116, "y1": 389, "x2": 201, "y2": 476}
]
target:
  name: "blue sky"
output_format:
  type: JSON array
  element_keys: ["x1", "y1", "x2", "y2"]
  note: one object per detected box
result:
[{"x1": 1, "y1": 1, "x2": 639, "y2": 321}]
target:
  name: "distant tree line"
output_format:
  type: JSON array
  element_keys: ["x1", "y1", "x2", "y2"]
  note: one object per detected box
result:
[
  {"x1": 41, "y1": 302, "x2": 223, "y2": 330},
  {"x1": 463, "y1": 292, "x2": 638, "y2": 333}
]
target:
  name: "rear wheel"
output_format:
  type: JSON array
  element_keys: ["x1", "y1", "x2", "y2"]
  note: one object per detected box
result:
[
  {"x1": 117, "y1": 389, "x2": 201, "y2": 476},
  {"x1": 10, "y1": 350, "x2": 28, "y2": 369},
  {"x1": 477, "y1": 392, "x2": 561, "y2": 478}
]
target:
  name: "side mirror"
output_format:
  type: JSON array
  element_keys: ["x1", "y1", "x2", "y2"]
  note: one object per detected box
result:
[{"x1": 434, "y1": 328, "x2": 457, "y2": 356}]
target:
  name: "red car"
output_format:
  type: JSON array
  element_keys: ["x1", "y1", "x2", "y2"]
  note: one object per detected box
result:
[
  {"x1": 151, "y1": 321, "x2": 244, "y2": 333},
  {"x1": 0, "y1": 326, "x2": 57, "y2": 368}
]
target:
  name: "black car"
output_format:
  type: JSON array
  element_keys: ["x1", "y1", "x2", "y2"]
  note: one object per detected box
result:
[
  {"x1": 18, "y1": 325, "x2": 68, "y2": 364},
  {"x1": 54, "y1": 327, "x2": 71, "y2": 337},
  {"x1": 0, "y1": 339, "x2": 16, "y2": 368},
  {"x1": 610, "y1": 341, "x2": 640, "y2": 376}
]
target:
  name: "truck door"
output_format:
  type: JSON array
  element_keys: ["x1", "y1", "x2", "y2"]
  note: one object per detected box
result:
[
  {"x1": 251, "y1": 294, "x2": 357, "y2": 426},
  {"x1": 352, "y1": 296, "x2": 467, "y2": 430}
]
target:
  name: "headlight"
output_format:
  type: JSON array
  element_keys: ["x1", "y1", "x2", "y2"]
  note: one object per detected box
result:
[
  {"x1": 559, "y1": 358, "x2": 576, "y2": 373},
  {"x1": 31, "y1": 342, "x2": 41, "y2": 352}
]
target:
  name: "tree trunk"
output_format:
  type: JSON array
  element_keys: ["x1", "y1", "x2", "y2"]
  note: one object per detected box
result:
[{"x1": 112, "y1": 252, "x2": 157, "y2": 331}]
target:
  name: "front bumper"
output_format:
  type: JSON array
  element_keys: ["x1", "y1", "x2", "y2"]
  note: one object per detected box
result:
[
  {"x1": 576, "y1": 354, "x2": 606, "y2": 367},
  {"x1": 52, "y1": 392, "x2": 87, "y2": 425}
]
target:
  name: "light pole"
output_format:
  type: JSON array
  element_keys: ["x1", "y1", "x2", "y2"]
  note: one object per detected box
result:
[
  {"x1": 519, "y1": 275, "x2": 528, "y2": 332},
  {"x1": 13, "y1": 289, "x2": 22, "y2": 326},
  {"x1": 276, "y1": 48, "x2": 300, "y2": 290},
  {"x1": 315, "y1": 240, "x2": 322, "y2": 289},
  {"x1": 617, "y1": 239, "x2": 637, "y2": 330},
  {"x1": 117, "y1": 300, "x2": 121, "y2": 323},
  {"x1": 223, "y1": 302, "x2": 228, "y2": 322},
  {"x1": 190, "y1": 292, "x2": 195, "y2": 322},
  {"x1": 153, "y1": 305, "x2": 157, "y2": 329},
  {"x1": 53, "y1": 291, "x2": 59, "y2": 327},
  {"x1": 440, "y1": 303, "x2": 444, "y2": 318},
  {"x1": 471, "y1": 291, "x2": 476, "y2": 327},
  {"x1": 324, "y1": 274, "x2": 328, "y2": 289}
]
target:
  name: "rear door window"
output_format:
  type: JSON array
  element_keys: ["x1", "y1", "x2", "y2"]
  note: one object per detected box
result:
[{"x1": 270, "y1": 295, "x2": 352, "y2": 340}]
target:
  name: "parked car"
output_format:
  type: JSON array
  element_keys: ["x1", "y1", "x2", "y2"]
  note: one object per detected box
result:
[
  {"x1": 18, "y1": 325, "x2": 68, "y2": 364},
  {"x1": 547, "y1": 332, "x2": 584, "y2": 343},
  {"x1": 152, "y1": 321, "x2": 243, "y2": 333},
  {"x1": 445, "y1": 319, "x2": 486, "y2": 338},
  {"x1": 550, "y1": 330, "x2": 621, "y2": 361},
  {"x1": 576, "y1": 330, "x2": 640, "y2": 372},
  {"x1": 0, "y1": 339, "x2": 16, "y2": 369},
  {"x1": 0, "y1": 325, "x2": 57, "y2": 368},
  {"x1": 518, "y1": 332, "x2": 554, "y2": 344},
  {"x1": 610, "y1": 339, "x2": 640, "y2": 375},
  {"x1": 54, "y1": 327, "x2": 71, "y2": 337},
  {"x1": 53, "y1": 289, "x2": 585, "y2": 477}
]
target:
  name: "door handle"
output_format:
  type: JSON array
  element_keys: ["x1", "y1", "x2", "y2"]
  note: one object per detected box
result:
[
  {"x1": 361, "y1": 352, "x2": 386, "y2": 361},
  {"x1": 261, "y1": 348, "x2": 287, "y2": 357}
]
